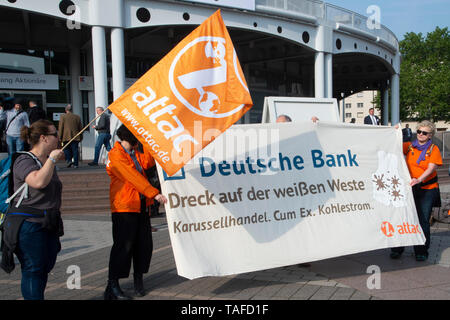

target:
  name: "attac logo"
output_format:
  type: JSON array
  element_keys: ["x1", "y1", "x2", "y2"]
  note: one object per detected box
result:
[
  {"x1": 381, "y1": 221, "x2": 422, "y2": 237},
  {"x1": 108, "y1": 10, "x2": 253, "y2": 176},
  {"x1": 381, "y1": 221, "x2": 395, "y2": 237},
  {"x1": 169, "y1": 37, "x2": 249, "y2": 118}
]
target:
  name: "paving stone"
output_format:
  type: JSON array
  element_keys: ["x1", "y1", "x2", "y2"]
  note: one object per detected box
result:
[
  {"x1": 289, "y1": 284, "x2": 321, "y2": 300},
  {"x1": 2, "y1": 212, "x2": 448, "y2": 301},
  {"x1": 330, "y1": 287, "x2": 356, "y2": 300},
  {"x1": 310, "y1": 286, "x2": 339, "y2": 300}
]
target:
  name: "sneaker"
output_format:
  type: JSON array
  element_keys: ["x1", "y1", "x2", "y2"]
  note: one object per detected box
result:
[
  {"x1": 73, "y1": 165, "x2": 78, "y2": 168},
  {"x1": 67, "y1": 162, "x2": 74, "y2": 168},
  {"x1": 415, "y1": 254, "x2": 428, "y2": 262},
  {"x1": 88, "y1": 162, "x2": 98, "y2": 166},
  {"x1": 390, "y1": 251, "x2": 402, "y2": 259}
]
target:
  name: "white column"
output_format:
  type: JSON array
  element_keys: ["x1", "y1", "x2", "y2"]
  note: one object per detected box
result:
[
  {"x1": 69, "y1": 46, "x2": 82, "y2": 118},
  {"x1": 390, "y1": 73, "x2": 400, "y2": 125},
  {"x1": 110, "y1": 27, "x2": 126, "y2": 146},
  {"x1": 111, "y1": 28, "x2": 126, "y2": 100},
  {"x1": 91, "y1": 26, "x2": 108, "y2": 109},
  {"x1": 324, "y1": 53, "x2": 333, "y2": 98},
  {"x1": 314, "y1": 51, "x2": 325, "y2": 98},
  {"x1": 382, "y1": 88, "x2": 389, "y2": 125}
]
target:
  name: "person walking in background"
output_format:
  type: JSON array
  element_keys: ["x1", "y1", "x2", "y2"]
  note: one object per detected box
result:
[
  {"x1": 27, "y1": 100, "x2": 47, "y2": 124},
  {"x1": 390, "y1": 120, "x2": 442, "y2": 261},
  {"x1": 364, "y1": 108, "x2": 380, "y2": 125},
  {"x1": 104, "y1": 124, "x2": 167, "y2": 300},
  {"x1": 58, "y1": 104, "x2": 82, "y2": 168},
  {"x1": 0, "y1": 99, "x2": 30, "y2": 155},
  {"x1": 402, "y1": 123, "x2": 413, "y2": 142},
  {"x1": 89, "y1": 107, "x2": 111, "y2": 166}
]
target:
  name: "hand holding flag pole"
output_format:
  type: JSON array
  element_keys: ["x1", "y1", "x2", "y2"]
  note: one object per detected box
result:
[{"x1": 61, "y1": 106, "x2": 110, "y2": 151}]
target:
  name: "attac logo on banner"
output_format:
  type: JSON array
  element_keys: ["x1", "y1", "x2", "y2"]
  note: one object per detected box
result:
[{"x1": 108, "y1": 10, "x2": 253, "y2": 176}]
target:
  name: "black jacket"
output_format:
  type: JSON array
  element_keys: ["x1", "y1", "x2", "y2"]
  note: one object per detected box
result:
[
  {"x1": 28, "y1": 106, "x2": 47, "y2": 124},
  {"x1": 96, "y1": 113, "x2": 110, "y2": 134}
]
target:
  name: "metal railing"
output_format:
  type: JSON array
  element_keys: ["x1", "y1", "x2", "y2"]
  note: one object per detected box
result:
[{"x1": 254, "y1": 0, "x2": 398, "y2": 50}]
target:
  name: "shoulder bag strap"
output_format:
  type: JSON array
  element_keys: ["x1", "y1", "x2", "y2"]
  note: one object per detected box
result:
[
  {"x1": 6, "y1": 151, "x2": 42, "y2": 208},
  {"x1": 4, "y1": 111, "x2": 23, "y2": 133}
]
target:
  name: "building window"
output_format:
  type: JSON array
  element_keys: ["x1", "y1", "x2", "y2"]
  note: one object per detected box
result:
[
  {"x1": 357, "y1": 112, "x2": 364, "y2": 118},
  {"x1": 345, "y1": 103, "x2": 352, "y2": 109},
  {"x1": 345, "y1": 113, "x2": 352, "y2": 118},
  {"x1": 357, "y1": 103, "x2": 364, "y2": 108}
]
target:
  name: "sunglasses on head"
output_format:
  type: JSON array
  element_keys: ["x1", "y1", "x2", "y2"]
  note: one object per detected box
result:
[{"x1": 416, "y1": 130, "x2": 430, "y2": 136}]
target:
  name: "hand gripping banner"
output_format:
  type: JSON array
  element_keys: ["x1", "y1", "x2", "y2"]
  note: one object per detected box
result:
[{"x1": 108, "y1": 10, "x2": 253, "y2": 176}]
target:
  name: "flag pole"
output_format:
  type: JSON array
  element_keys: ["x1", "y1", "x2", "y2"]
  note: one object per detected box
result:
[{"x1": 61, "y1": 106, "x2": 111, "y2": 152}]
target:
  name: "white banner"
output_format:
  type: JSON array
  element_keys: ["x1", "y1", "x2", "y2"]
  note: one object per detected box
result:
[
  {"x1": 0, "y1": 73, "x2": 58, "y2": 90},
  {"x1": 158, "y1": 121, "x2": 425, "y2": 279}
]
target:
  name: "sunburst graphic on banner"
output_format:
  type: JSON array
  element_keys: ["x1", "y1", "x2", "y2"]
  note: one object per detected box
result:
[{"x1": 372, "y1": 151, "x2": 407, "y2": 207}]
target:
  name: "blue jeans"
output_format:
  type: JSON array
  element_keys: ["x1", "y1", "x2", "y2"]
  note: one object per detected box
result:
[
  {"x1": 15, "y1": 221, "x2": 61, "y2": 300},
  {"x1": 6, "y1": 135, "x2": 25, "y2": 155},
  {"x1": 93, "y1": 133, "x2": 111, "y2": 164},
  {"x1": 63, "y1": 140, "x2": 79, "y2": 166}
]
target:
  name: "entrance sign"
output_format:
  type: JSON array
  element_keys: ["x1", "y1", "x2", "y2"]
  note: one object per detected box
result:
[
  {"x1": 261, "y1": 97, "x2": 340, "y2": 123},
  {"x1": 108, "y1": 10, "x2": 252, "y2": 176},
  {"x1": 159, "y1": 121, "x2": 424, "y2": 279},
  {"x1": 0, "y1": 73, "x2": 59, "y2": 90}
]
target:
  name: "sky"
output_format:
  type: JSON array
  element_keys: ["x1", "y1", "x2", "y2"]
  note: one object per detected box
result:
[{"x1": 324, "y1": 0, "x2": 450, "y2": 40}]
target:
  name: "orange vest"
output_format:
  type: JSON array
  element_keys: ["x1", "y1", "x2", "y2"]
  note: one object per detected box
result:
[{"x1": 106, "y1": 141, "x2": 160, "y2": 213}]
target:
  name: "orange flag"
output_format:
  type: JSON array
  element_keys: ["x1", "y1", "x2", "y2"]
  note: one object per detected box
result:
[{"x1": 108, "y1": 10, "x2": 253, "y2": 176}]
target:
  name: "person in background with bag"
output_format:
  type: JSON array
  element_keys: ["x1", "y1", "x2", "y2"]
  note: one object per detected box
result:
[
  {"x1": 104, "y1": 124, "x2": 167, "y2": 300},
  {"x1": 0, "y1": 99, "x2": 30, "y2": 155},
  {"x1": 88, "y1": 106, "x2": 112, "y2": 166},
  {"x1": 390, "y1": 120, "x2": 443, "y2": 261},
  {"x1": 0, "y1": 119, "x2": 64, "y2": 300}
]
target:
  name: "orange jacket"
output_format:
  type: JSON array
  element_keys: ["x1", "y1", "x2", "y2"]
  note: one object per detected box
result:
[{"x1": 106, "y1": 141, "x2": 160, "y2": 213}]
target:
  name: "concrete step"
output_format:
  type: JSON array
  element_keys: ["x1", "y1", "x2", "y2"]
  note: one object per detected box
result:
[
  {"x1": 60, "y1": 204, "x2": 111, "y2": 215},
  {"x1": 58, "y1": 173, "x2": 110, "y2": 188},
  {"x1": 62, "y1": 195, "x2": 110, "y2": 207},
  {"x1": 62, "y1": 187, "x2": 109, "y2": 197},
  {"x1": 58, "y1": 164, "x2": 111, "y2": 215}
]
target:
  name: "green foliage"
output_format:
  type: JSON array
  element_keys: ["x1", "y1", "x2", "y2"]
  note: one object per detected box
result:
[{"x1": 399, "y1": 27, "x2": 450, "y2": 122}]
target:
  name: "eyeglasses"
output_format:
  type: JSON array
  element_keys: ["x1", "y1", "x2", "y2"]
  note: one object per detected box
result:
[
  {"x1": 46, "y1": 132, "x2": 58, "y2": 137},
  {"x1": 417, "y1": 130, "x2": 431, "y2": 136}
]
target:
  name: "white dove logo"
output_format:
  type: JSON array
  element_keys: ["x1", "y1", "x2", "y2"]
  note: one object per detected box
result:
[{"x1": 169, "y1": 36, "x2": 248, "y2": 118}]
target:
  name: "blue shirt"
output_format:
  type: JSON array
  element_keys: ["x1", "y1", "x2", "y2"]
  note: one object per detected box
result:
[{"x1": 0, "y1": 109, "x2": 30, "y2": 137}]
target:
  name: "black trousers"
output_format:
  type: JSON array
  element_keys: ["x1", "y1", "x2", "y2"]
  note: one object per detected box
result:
[
  {"x1": 108, "y1": 212, "x2": 153, "y2": 280},
  {"x1": 391, "y1": 187, "x2": 438, "y2": 256}
]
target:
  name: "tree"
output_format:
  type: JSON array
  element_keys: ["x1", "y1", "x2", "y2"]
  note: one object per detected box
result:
[{"x1": 399, "y1": 27, "x2": 450, "y2": 122}]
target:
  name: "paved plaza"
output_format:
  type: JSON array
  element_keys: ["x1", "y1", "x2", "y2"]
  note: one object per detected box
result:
[{"x1": 1, "y1": 202, "x2": 449, "y2": 301}]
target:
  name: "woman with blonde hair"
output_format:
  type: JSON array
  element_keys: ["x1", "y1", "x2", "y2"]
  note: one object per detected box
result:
[{"x1": 390, "y1": 120, "x2": 442, "y2": 261}]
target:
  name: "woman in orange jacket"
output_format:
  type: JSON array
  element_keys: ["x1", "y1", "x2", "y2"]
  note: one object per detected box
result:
[
  {"x1": 104, "y1": 124, "x2": 167, "y2": 300},
  {"x1": 390, "y1": 120, "x2": 442, "y2": 261}
]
